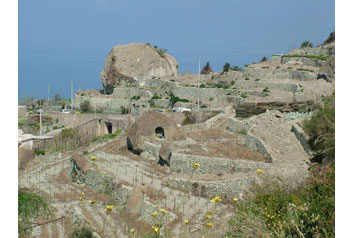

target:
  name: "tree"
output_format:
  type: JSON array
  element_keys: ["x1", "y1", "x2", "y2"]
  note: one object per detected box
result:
[
  {"x1": 201, "y1": 61, "x2": 213, "y2": 74},
  {"x1": 80, "y1": 100, "x2": 92, "y2": 113},
  {"x1": 301, "y1": 41, "x2": 313, "y2": 48},
  {"x1": 260, "y1": 56, "x2": 268, "y2": 63},
  {"x1": 230, "y1": 65, "x2": 242, "y2": 71},
  {"x1": 222, "y1": 62, "x2": 231, "y2": 74}
]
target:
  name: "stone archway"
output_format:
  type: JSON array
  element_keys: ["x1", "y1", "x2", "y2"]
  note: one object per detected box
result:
[{"x1": 155, "y1": 127, "x2": 165, "y2": 139}]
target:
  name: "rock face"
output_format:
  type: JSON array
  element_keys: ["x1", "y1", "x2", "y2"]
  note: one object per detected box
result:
[{"x1": 101, "y1": 43, "x2": 178, "y2": 94}]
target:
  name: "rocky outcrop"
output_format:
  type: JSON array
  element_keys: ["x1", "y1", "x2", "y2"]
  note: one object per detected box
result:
[{"x1": 101, "y1": 43, "x2": 178, "y2": 94}]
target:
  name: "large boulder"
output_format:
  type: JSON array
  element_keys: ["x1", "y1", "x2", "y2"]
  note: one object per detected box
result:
[{"x1": 100, "y1": 43, "x2": 179, "y2": 94}]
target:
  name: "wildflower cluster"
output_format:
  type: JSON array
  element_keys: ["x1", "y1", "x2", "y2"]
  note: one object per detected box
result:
[
  {"x1": 257, "y1": 168, "x2": 263, "y2": 175},
  {"x1": 210, "y1": 196, "x2": 222, "y2": 203},
  {"x1": 193, "y1": 162, "x2": 200, "y2": 169},
  {"x1": 104, "y1": 205, "x2": 114, "y2": 213}
]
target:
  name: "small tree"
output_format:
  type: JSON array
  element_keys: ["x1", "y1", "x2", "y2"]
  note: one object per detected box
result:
[
  {"x1": 260, "y1": 56, "x2": 268, "y2": 62},
  {"x1": 80, "y1": 100, "x2": 92, "y2": 113},
  {"x1": 230, "y1": 65, "x2": 242, "y2": 71},
  {"x1": 201, "y1": 61, "x2": 213, "y2": 74},
  {"x1": 222, "y1": 62, "x2": 231, "y2": 74},
  {"x1": 301, "y1": 41, "x2": 313, "y2": 48}
]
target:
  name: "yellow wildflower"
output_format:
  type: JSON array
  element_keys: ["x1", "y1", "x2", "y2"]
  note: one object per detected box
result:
[
  {"x1": 211, "y1": 196, "x2": 222, "y2": 202},
  {"x1": 210, "y1": 198, "x2": 216, "y2": 203},
  {"x1": 81, "y1": 192, "x2": 85, "y2": 197},
  {"x1": 130, "y1": 228, "x2": 135, "y2": 233},
  {"x1": 152, "y1": 226, "x2": 159, "y2": 233},
  {"x1": 257, "y1": 168, "x2": 263, "y2": 175},
  {"x1": 205, "y1": 215, "x2": 212, "y2": 220},
  {"x1": 89, "y1": 199, "x2": 96, "y2": 204},
  {"x1": 184, "y1": 219, "x2": 189, "y2": 224},
  {"x1": 151, "y1": 211, "x2": 158, "y2": 217},
  {"x1": 104, "y1": 205, "x2": 114, "y2": 212},
  {"x1": 206, "y1": 222, "x2": 213, "y2": 228},
  {"x1": 90, "y1": 156, "x2": 96, "y2": 161},
  {"x1": 193, "y1": 162, "x2": 200, "y2": 169},
  {"x1": 233, "y1": 197, "x2": 239, "y2": 203},
  {"x1": 160, "y1": 208, "x2": 167, "y2": 214}
]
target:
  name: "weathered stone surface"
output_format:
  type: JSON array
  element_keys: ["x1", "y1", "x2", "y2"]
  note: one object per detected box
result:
[{"x1": 101, "y1": 43, "x2": 178, "y2": 93}]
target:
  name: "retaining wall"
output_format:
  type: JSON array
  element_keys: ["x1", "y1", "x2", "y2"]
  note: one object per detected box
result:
[{"x1": 169, "y1": 153, "x2": 272, "y2": 174}]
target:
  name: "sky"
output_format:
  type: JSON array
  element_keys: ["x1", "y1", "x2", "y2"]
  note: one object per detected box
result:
[{"x1": 18, "y1": 0, "x2": 335, "y2": 99}]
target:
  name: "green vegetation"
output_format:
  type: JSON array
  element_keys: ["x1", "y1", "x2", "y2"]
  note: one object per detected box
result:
[
  {"x1": 182, "y1": 111, "x2": 196, "y2": 125},
  {"x1": 283, "y1": 54, "x2": 329, "y2": 61},
  {"x1": 201, "y1": 61, "x2": 213, "y2": 74},
  {"x1": 52, "y1": 125, "x2": 64, "y2": 130},
  {"x1": 151, "y1": 94, "x2": 162, "y2": 100},
  {"x1": 92, "y1": 129, "x2": 122, "y2": 143},
  {"x1": 231, "y1": 80, "x2": 235, "y2": 86},
  {"x1": 296, "y1": 68, "x2": 314, "y2": 73},
  {"x1": 146, "y1": 43, "x2": 167, "y2": 58},
  {"x1": 260, "y1": 56, "x2": 268, "y2": 62},
  {"x1": 263, "y1": 87, "x2": 270, "y2": 93},
  {"x1": 209, "y1": 97, "x2": 214, "y2": 101},
  {"x1": 237, "y1": 130, "x2": 247, "y2": 136},
  {"x1": 169, "y1": 79, "x2": 175, "y2": 82},
  {"x1": 83, "y1": 150, "x2": 89, "y2": 155},
  {"x1": 300, "y1": 41, "x2": 313, "y2": 48},
  {"x1": 34, "y1": 149, "x2": 46, "y2": 156},
  {"x1": 222, "y1": 62, "x2": 231, "y2": 74},
  {"x1": 70, "y1": 227, "x2": 93, "y2": 238},
  {"x1": 200, "y1": 84, "x2": 206, "y2": 88},
  {"x1": 130, "y1": 95, "x2": 141, "y2": 100},
  {"x1": 262, "y1": 66, "x2": 269, "y2": 69},
  {"x1": 241, "y1": 92, "x2": 247, "y2": 98},
  {"x1": 80, "y1": 100, "x2": 92, "y2": 113},
  {"x1": 230, "y1": 65, "x2": 243, "y2": 71},
  {"x1": 255, "y1": 78, "x2": 260, "y2": 81},
  {"x1": 226, "y1": 95, "x2": 335, "y2": 238},
  {"x1": 303, "y1": 95, "x2": 335, "y2": 163},
  {"x1": 120, "y1": 106, "x2": 130, "y2": 114},
  {"x1": 18, "y1": 189, "x2": 53, "y2": 237},
  {"x1": 287, "y1": 67, "x2": 293, "y2": 70},
  {"x1": 169, "y1": 92, "x2": 190, "y2": 107},
  {"x1": 245, "y1": 77, "x2": 249, "y2": 81},
  {"x1": 201, "y1": 105, "x2": 208, "y2": 108}
]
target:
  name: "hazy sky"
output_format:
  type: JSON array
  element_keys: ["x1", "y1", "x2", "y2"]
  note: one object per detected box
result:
[{"x1": 19, "y1": 0, "x2": 334, "y2": 99}]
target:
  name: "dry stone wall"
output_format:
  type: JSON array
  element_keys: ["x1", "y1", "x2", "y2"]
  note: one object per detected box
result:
[{"x1": 169, "y1": 153, "x2": 272, "y2": 174}]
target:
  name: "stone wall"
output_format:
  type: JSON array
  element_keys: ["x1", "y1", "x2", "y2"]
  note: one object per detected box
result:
[
  {"x1": 227, "y1": 118, "x2": 252, "y2": 134},
  {"x1": 291, "y1": 122, "x2": 312, "y2": 155},
  {"x1": 164, "y1": 177, "x2": 254, "y2": 200},
  {"x1": 244, "y1": 68, "x2": 316, "y2": 81},
  {"x1": 234, "y1": 81, "x2": 298, "y2": 94},
  {"x1": 172, "y1": 87, "x2": 232, "y2": 100},
  {"x1": 169, "y1": 153, "x2": 272, "y2": 174}
]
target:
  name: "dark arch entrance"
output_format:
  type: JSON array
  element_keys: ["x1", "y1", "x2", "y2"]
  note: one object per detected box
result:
[
  {"x1": 155, "y1": 127, "x2": 165, "y2": 139},
  {"x1": 105, "y1": 122, "x2": 112, "y2": 134}
]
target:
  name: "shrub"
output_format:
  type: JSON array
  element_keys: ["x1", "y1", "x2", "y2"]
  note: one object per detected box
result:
[
  {"x1": 151, "y1": 94, "x2": 162, "y2": 100},
  {"x1": 130, "y1": 95, "x2": 140, "y2": 100},
  {"x1": 301, "y1": 41, "x2": 313, "y2": 48},
  {"x1": 241, "y1": 92, "x2": 247, "y2": 98},
  {"x1": 80, "y1": 100, "x2": 92, "y2": 113},
  {"x1": 34, "y1": 149, "x2": 45, "y2": 156},
  {"x1": 209, "y1": 97, "x2": 214, "y2": 101},
  {"x1": 263, "y1": 87, "x2": 270, "y2": 93},
  {"x1": 303, "y1": 95, "x2": 334, "y2": 163},
  {"x1": 201, "y1": 61, "x2": 213, "y2": 74},
  {"x1": 296, "y1": 68, "x2": 314, "y2": 72},
  {"x1": 18, "y1": 189, "x2": 52, "y2": 237},
  {"x1": 255, "y1": 78, "x2": 260, "y2": 81},
  {"x1": 230, "y1": 65, "x2": 242, "y2": 71},
  {"x1": 200, "y1": 84, "x2": 206, "y2": 88},
  {"x1": 169, "y1": 92, "x2": 189, "y2": 107},
  {"x1": 245, "y1": 77, "x2": 249, "y2": 81},
  {"x1": 120, "y1": 106, "x2": 130, "y2": 114},
  {"x1": 70, "y1": 227, "x2": 93, "y2": 238},
  {"x1": 231, "y1": 81, "x2": 235, "y2": 86},
  {"x1": 201, "y1": 105, "x2": 207, "y2": 108},
  {"x1": 182, "y1": 111, "x2": 196, "y2": 125},
  {"x1": 260, "y1": 56, "x2": 268, "y2": 62},
  {"x1": 222, "y1": 62, "x2": 231, "y2": 74}
]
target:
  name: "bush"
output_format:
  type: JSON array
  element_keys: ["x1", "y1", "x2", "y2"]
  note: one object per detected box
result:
[
  {"x1": 18, "y1": 189, "x2": 52, "y2": 237},
  {"x1": 201, "y1": 61, "x2": 213, "y2": 74},
  {"x1": 241, "y1": 92, "x2": 247, "y2": 98},
  {"x1": 70, "y1": 227, "x2": 93, "y2": 238},
  {"x1": 303, "y1": 95, "x2": 335, "y2": 163},
  {"x1": 260, "y1": 56, "x2": 268, "y2": 62},
  {"x1": 169, "y1": 93, "x2": 189, "y2": 107},
  {"x1": 230, "y1": 65, "x2": 242, "y2": 71},
  {"x1": 231, "y1": 81, "x2": 235, "y2": 86},
  {"x1": 130, "y1": 95, "x2": 140, "y2": 100},
  {"x1": 34, "y1": 149, "x2": 45, "y2": 156},
  {"x1": 151, "y1": 94, "x2": 162, "y2": 100},
  {"x1": 301, "y1": 41, "x2": 313, "y2": 48},
  {"x1": 222, "y1": 62, "x2": 231, "y2": 74},
  {"x1": 200, "y1": 84, "x2": 206, "y2": 88},
  {"x1": 80, "y1": 100, "x2": 92, "y2": 113},
  {"x1": 182, "y1": 111, "x2": 196, "y2": 125}
]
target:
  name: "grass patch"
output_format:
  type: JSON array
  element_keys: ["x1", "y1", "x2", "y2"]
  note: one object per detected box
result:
[
  {"x1": 296, "y1": 68, "x2": 314, "y2": 73},
  {"x1": 151, "y1": 94, "x2": 162, "y2": 100},
  {"x1": 130, "y1": 95, "x2": 141, "y2": 100},
  {"x1": 92, "y1": 129, "x2": 123, "y2": 143},
  {"x1": 34, "y1": 149, "x2": 46, "y2": 156}
]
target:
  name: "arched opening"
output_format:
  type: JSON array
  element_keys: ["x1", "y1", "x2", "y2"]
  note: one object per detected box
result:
[
  {"x1": 155, "y1": 127, "x2": 165, "y2": 139},
  {"x1": 105, "y1": 122, "x2": 112, "y2": 134},
  {"x1": 158, "y1": 156, "x2": 169, "y2": 166}
]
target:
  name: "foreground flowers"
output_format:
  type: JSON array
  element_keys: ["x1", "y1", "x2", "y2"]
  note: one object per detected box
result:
[
  {"x1": 257, "y1": 168, "x2": 263, "y2": 175},
  {"x1": 104, "y1": 205, "x2": 114, "y2": 212},
  {"x1": 206, "y1": 222, "x2": 213, "y2": 228},
  {"x1": 210, "y1": 196, "x2": 222, "y2": 203},
  {"x1": 89, "y1": 199, "x2": 96, "y2": 204},
  {"x1": 233, "y1": 197, "x2": 239, "y2": 203},
  {"x1": 184, "y1": 219, "x2": 189, "y2": 224},
  {"x1": 151, "y1": 211, "x2": 158, "y2": 218},
  {"x1": 193, "y1": 162, "x2": 201, "y2": 169},
  {"x1": 152, "y1": 225, "x2": 159, "y2": 233},
  {"x1": 90, "y1": 156, "x2": 97, "y2": 161},
  {"x1": 160, "y1": 208, "x2": 167, "y2": 214}
]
